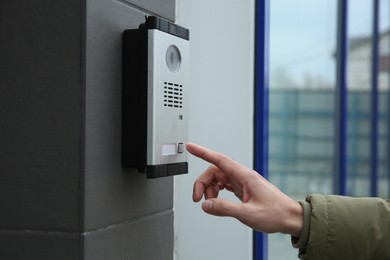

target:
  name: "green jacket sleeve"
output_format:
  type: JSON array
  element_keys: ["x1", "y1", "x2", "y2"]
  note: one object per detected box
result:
[{"x1": 300, "y1": 194, "x2": 390, "y2": 260}]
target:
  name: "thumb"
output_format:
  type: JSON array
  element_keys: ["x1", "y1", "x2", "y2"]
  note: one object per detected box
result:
[{"x1": 202, "y1": 199, "x2": 243, "y2": 218}]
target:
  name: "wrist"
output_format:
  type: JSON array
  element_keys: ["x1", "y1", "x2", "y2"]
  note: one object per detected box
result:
[
  {"x1": 291, "y1": 200, "x2": 311, "y2": 249},
  {"x1": 283, "y1": 200, "x2": 303, "y2": 237}
]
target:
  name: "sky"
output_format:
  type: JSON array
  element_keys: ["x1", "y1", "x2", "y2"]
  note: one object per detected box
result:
[{"x1": 269, "y1": 0, "x2": 390, "y2": 88}]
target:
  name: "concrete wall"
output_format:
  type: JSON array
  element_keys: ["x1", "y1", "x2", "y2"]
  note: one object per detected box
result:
[
  {"x1": 0, "y1": 0, "x2": 175, "y2": 259},
  {"x1": 0, "y1": 1, "x2": 84, "y2": 259},
  {"x1": 174, "y1": 0, "x2": 255, "y2": 259}
]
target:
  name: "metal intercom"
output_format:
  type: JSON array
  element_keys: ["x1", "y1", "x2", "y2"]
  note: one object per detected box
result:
[{"x1": 122, "y1": 16, "x2": 189, "y2": 178}]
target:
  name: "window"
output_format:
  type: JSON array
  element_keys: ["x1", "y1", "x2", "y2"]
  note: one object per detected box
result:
[{"x1": 255, "y1": 0, "x2": 390, "y2": 259}]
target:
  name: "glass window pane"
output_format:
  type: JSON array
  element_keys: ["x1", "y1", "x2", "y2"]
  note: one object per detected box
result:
[
  {"x1": 347, "y1": 1, "x2": 378, "y2": 197},
  {"x1": 268, "y1": 1, "x2": 337, "y2": 259}
]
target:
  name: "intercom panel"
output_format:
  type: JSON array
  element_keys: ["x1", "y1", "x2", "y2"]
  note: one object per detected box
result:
[{"x1": 122, "y1": 16, "x2": 189, "y2": 178}]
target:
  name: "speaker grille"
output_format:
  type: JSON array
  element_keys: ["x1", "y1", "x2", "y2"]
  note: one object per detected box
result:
[{"x1": 163, "y1": 82, "x2": 183, "y2": 108}]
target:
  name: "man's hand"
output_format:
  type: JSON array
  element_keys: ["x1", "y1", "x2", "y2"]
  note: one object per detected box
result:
[{"x1": 186, "y1": 142, "x2": 303, "y2": 237}]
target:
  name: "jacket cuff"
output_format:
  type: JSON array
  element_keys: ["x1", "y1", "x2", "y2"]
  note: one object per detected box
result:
[{"x1": 291, "y1": 200, "x2": 311, "y2": 249}]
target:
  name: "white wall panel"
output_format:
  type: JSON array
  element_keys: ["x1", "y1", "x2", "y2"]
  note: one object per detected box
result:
[{"x1": 175, "y1": 0, "x2": 255, "y2": 259}]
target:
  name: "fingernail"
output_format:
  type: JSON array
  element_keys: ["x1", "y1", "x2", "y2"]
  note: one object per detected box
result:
[{"x1": 203, "y1": 200, "x2": 213, "y2": 211}]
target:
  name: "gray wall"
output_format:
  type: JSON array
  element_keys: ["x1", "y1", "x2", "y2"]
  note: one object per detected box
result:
[{"x1": 0, "y1": 0, "x2": 175, "y2": 259}]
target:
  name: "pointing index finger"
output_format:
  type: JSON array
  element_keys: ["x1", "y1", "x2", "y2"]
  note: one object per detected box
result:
[{"x1": 186, "y1": 142, "x2": 244, "y2": 179}]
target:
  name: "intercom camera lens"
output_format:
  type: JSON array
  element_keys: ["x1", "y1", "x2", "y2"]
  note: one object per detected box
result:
[{"x1": 166, "y1": 45, "x2": 181, "y2": 73}]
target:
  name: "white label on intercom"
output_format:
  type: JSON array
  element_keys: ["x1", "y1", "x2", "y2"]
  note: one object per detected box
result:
[{"x1": 162, "y1": 143, "x2": 177, "y2": 156}]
